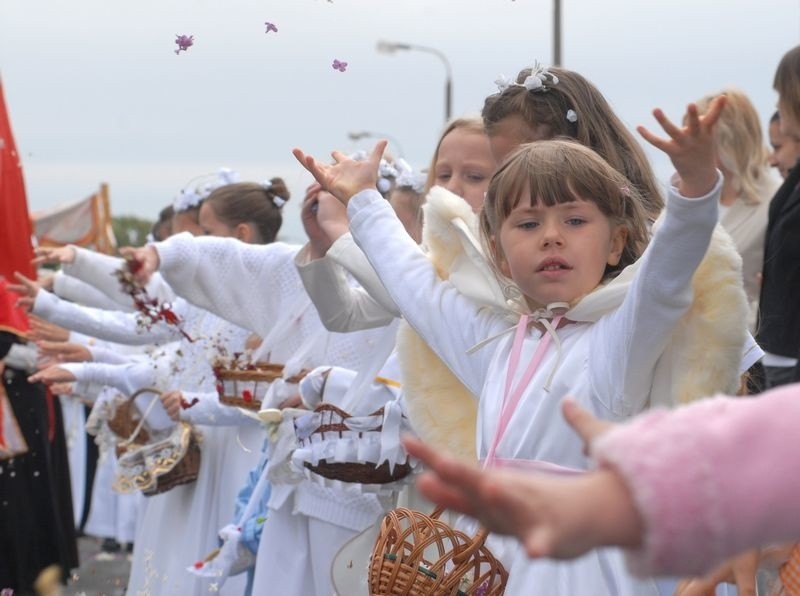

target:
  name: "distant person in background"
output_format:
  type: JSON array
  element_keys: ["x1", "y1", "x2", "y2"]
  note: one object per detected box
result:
[
  {"x1": 148, "y1": 204, "x2": 174, "y2": 242},
  {"x1": 758, "y1": 46, "x2": 800, "y2": 390},
  {"x1": 768, "y1": 111, "x2": 800, "y2": 180},
  {"x1": 694, "y1": 88, "x2": 777, "y2": 332}
]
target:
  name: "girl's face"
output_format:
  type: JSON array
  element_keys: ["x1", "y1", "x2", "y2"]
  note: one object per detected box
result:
[
  {"x1": 488, "y1": 114, "x2": 552, "y2": 163},
  {"x1": 433, "y1": 128, "x2": 496, "y2": 211},
  {"x1": 172, "y1": 210, "x2": 205, "y2": 236},
  {"x1": 778, "y1": 97, "x2": 800, "y2": 141},
  {"x1": 497, "y1": 195, "x2": 626, "y2": 310},
  {"x1": 769, "y1": 118, "x2": 800, "y2": 179}
]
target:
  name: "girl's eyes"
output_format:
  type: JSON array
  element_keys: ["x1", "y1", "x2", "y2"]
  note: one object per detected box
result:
[
  {"x1": 566, "y1": 217, "x2": 586, "y2": 226},
  {"x1": 435, "y1": 172, "x2": 452, "y2": 182},
  {"x1": 517, "y1": 220, "x2": 538, "y2": 230},
  {"x1": 467, "y1": 173, "x2": 487, "y2": 183}
]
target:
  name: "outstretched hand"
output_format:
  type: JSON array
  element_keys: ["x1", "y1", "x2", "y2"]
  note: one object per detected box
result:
[
  {"x1": 118, "y1": 245, "x2": 159, "y2": 286},
  {"x1": 292, "y1": 140, "x2": 387, "y2": 205},
  {"x1": 638, "y1": 95, "x2": 726, "y2": 198},
  {"x1": 402, "y1": 434, "x2": 643, "y2": 560},
  {"x1": 8, "y1": 271, "x2": 41, "y2": 312},
  {"x1": 28, "y1": 365, "x2": 76, "y2": 386},
  {"x1": 32, "y1": 246, "x2": 76, "y2": 267},
  {"x1": 561, "y1": 398, "x2": 615, "y2": 455}
]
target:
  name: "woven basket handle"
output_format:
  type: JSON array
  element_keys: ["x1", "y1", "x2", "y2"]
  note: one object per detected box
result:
[
  {"x1": 452, "y1": 526, "x2": 490, "y2": 565},
  {"x1": 119, "y1": 387, "x2": 163, "y2": 447},
  {"x1": 428, "y1": 506, "x2": 491, "y2": 565}
]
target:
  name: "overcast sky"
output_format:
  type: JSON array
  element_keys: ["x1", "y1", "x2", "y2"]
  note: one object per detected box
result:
[{"x1": 1, "y1": 0, "x2": 798, "y2": 242}]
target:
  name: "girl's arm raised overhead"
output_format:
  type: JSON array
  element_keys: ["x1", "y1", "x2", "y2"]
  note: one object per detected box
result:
[
  {"x1": 592, "y1": 98, "x2": 729, "y2": 415},
  {"x1": 294, "y1": 142, "x2": 507, "y2": 395}
]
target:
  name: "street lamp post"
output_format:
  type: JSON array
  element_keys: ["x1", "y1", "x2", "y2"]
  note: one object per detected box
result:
[
  {"x1": 376, "y1": 40, "x2": 452, "y2": 123},
  {"x1": 347, "y1": 131, "x2": 405, "y2": 158},
  {"x1": 553, "y1": 0, "x2": 562, "y2": 66}
]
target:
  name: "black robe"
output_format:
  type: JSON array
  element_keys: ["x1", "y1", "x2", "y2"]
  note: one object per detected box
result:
[{"x1": 0, "y1": 333, "x2": 79, "y2": 593}]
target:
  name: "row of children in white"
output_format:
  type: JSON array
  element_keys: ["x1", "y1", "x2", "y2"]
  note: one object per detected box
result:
[{"x1": 15, "y1": 63, "x2": 765, "y2": 595}]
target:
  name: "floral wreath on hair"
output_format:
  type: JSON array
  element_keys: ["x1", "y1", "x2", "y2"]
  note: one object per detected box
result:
[
  {"x1": 494, "y1": 63, "x2": 577, "y2": 124},
  {"x1": 172, "y1": 167, "x2": 242, "y2": 213},
  {"x1": 350, "y1": 150, "x2": 398, "y2": 195},
  {"x1": 393, "y1": 158, "x2": 426, "y2": 194},
  {"x1": 494, "y1": 61, "x2": 559, "y2": 94}
]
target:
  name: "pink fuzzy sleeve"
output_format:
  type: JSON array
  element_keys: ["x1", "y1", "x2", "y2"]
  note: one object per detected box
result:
[{"x1": 591, "y1": 383, "x2": 800, "y2": 577}]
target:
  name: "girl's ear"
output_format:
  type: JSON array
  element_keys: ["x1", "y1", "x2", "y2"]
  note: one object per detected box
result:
[
  {"x1": 606, "y1": 225, "x2": 628, "y2": 267},
  {"x1": 234, "y1": 222, "x2": 253, "y2": 243}
]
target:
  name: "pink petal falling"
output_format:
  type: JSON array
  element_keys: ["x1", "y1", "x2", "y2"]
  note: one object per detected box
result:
[{"x1": 175, "y1": 34, "x2": 194, "y2": 55}]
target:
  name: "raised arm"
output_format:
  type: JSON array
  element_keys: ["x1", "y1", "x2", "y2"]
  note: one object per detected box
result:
[
  {"x1": 591, "y1": 98, "x2": 733, "y2": 414},
  {"x1": 293, "y1": 142, "x2": 507, "y2": 394}
]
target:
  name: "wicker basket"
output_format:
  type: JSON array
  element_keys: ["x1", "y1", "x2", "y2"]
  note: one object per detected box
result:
[
  {"x1": 113, "y1": 388, "x2": 201, "y2": 496},
  {"x1": 214, "y1": 363, "x2": 308, "y2": 411},
  {"x1": 297, "y1": 403, "x2": 413, "y2": 485},
  {"x1": 369, "y1": 506, "x2": 507, "y2": 595}
]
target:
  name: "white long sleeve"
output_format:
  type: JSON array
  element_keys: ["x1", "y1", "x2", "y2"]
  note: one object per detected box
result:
[
  {"x1": 155, "y1": 233, "x2": 301, "y2": 336},
  {"x1": 295, "y1": 243, "x2": 398, "y2": 332},
  {"x1": 588, "y1": 176, "x2": 722, "y2": 415},
  {"x1": 53, "y1": 271, "x2": 128, "y2": 311},
  {"x1": 59, "y1": 361, "x2": 159, "y2": 396},
  {"x1": 33, "y1": 288, "x2": 179, "y2": 346},
  {"x1": 63, "y1": 245, "x2": 175, "y2": 307}
]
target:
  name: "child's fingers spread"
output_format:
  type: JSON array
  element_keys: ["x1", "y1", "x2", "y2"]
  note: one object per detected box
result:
[
  {"x1": 330, "y1": 150, "x2": 348, "y2": 163},
  {"x1": 370, "y1": 140, "x2": 388, "y2": 162},
  {"x1": 416, "y1": 472, "x2": 478, "y2": 517},
  {"x1": 636, "y1": 126, "x2": 669, "y2": 152},
  {"x1": 684, "y1": 103, "x2": 700, "y2": 135},
  {"x1": 651, "y1": 108, "x2": 683, "y2": 139}
]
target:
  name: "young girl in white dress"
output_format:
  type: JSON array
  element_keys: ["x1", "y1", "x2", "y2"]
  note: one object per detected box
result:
[{"x1": 294, "y1": 96, "x2": 740, "y2": 595}]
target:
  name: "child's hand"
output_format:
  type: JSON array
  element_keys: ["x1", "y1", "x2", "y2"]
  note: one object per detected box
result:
[
  {"x1": 160, "y1": 390, "x2": 183, "y2": 421},
  {"x1": 8, "y1": 271, "x2": 41, "y2": 312},
  {"x1": 402, "y1": 435, "x2": 644, "y2": 560},
  {"x1": 28, "y1": 365, "x2": 76, "y2": 385},
  {"x1": 32, "y1": 246, "x2": 76, "y2": 267},
  {"x1": 28, "y1": 316, "x2": 69, "y2": 342},
  {"x1": 675, "y1": 549, "x2": 759, "y2": 596},
  {"x1": 36, "y1": 340, "x2": 92, "y2": 364},
  {"x1": 293, "y1": 140, "x2": 388, "y2": 205},
  {"x1": 118, "y1": 245, "x2": 159, "y2": 285},
  {"x1": 561, "y1": 398, "x2": 614, "y2": 455},
  {"x1": 638, "y1": 95, "x2": 726, "y2": 198}
]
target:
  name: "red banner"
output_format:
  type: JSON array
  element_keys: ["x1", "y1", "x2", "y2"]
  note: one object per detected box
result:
[{"x1": 0, "y1": 77, "x2": 33, "y2": 334}]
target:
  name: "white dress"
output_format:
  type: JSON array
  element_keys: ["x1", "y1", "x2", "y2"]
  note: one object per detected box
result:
[
  {"x1": 153, "y1": 235, "x2": 398, "y2": 596},
  {"x1": 345, "y1": 177, "x2": 733, "y2": 595},
  {"x1": 33, "y1": 286, "x2": 258, "y2": 596}
]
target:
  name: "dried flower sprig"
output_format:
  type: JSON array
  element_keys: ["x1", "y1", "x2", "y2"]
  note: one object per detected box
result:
[{"x1": 115, "y1": 256, "x2": 194, "y2": 342}]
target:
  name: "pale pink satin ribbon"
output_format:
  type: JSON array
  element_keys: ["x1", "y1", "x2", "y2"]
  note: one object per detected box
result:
[{"x1": 483, "y1": 312, "x2": 583, "y2": 476}]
